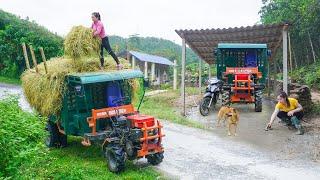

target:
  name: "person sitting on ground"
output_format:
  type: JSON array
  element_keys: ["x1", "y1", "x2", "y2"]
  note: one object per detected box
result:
[
  {"x1": 266, "y1": 91, "x2": 304, "y2": 135},
  {"x1": 91, "y1": 12, "x2": 122, "y2": 70}
]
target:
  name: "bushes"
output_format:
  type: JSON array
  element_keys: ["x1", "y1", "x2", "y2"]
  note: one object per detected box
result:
[
  {"x1": 290, "y1": 61, "x2": 320, "y2": 89},
  {"x1": 0, "y1": 96, "x2": 47, "y2": 178}
]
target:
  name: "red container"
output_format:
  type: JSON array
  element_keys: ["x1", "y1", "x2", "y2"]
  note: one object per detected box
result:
[{"x1": 127, "y1": 114, "x2": 155, "y2": 128}]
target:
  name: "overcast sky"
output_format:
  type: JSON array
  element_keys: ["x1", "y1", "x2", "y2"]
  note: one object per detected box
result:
[{"x1": 0, "y1": 0, "x2": 263, "y2": 44}]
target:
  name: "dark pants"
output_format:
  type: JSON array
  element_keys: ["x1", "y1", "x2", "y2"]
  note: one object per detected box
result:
[
  {"x1": 100, "y1": 37, "x2": 119, "y2": 66},
  {"x1": 277, "y1": 111, "x2": 303, "y2": 127}
]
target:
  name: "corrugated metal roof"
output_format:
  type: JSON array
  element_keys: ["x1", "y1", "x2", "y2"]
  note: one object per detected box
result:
[
  {"x1": 129, "y1": 51, "x2": 174, "y2": 66},
  {"x1": 175, "y1": 23, "x2": 288, "y2": 64},
  {"x1": 218, "y1": 43, "x2": 267, "y2": 49},
  {"x1": 67, "y1": 70, "x2": 144, "y2": 84}
]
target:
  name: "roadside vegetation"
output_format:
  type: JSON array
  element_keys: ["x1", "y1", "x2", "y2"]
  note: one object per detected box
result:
[
  {"x1": 0, "y1": 96, "x2": 161, "y2": 179},
  {"x1": 140, "y1": 87, "x2": 205, "y2": 129}
]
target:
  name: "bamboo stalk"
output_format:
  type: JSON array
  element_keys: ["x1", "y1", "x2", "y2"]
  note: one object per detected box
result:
[
  {"x1": 22, "y1": 43, "x2": 30, "y2": 69},
  {"x1": 39, "y1": 47, "x2": 48, "y2": 74},
  {"x1": 29, "y1": 45, "x2": 39, "y2": 73}
]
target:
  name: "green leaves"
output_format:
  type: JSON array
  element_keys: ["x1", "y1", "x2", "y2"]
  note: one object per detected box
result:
[
  {"x1": 0, "y1": 9, "x2": 63, "y2": 78},
  {"x1": 0, "y1": 96, "x2": 47, "y2": 178}
]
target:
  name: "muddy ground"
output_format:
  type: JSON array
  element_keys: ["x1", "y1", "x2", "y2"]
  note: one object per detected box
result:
[{"x1": 1, "y1": 83, "x2": 320, "y2": 179}]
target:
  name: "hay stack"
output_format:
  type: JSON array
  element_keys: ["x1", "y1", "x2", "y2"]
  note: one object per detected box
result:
[
  {"x1": 64, "y1": 25, "x2": 101, "y2": 59},
  {"x1": 21, "y1": 26, "x2": 140, "y2": 117}
]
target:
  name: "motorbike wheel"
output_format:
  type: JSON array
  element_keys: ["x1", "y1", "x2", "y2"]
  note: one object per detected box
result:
[
  {"x1": 254, "y1": 90, "x2": 262, "y2": 112},
  {"x1": 199, "y1": 96, "x2": 213, "y2": 116}
]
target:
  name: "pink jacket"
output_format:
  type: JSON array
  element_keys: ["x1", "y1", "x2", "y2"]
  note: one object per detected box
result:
[{"x1": 91, "y1": 20, "x2": 106, "y2": 39}]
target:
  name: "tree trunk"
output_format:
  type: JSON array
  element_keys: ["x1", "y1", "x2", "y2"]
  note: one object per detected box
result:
[{"x1": 308, "y1": 31, "x2": 316, "y2": 63}]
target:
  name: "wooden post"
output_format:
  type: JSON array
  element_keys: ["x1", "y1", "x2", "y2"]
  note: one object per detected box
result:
[
  {"x1": 173, "y1": 60, "x2": 177, "y2": 90},
  {"x1": 208, "y1": 64, "x2": 211, "y2": 79},
  {"x1": 22, "y1": 43, "x2": 30, "y2": 69},
  {"x1": 29, "y1": 45, "x2": 39, "y2": 73},
  {"x1": 273, "y1": 61, "x2": 277, "y2": 96},
  {"x1": 39, "y1": 47, "x2": 48, "y2": 74},
  {"x1": 199, "y1": 59, "x2": 202, "y2": 94},
  {"x1": 267, "y1": 62, "x2": 270, "y2": 97},
  {"x1": 181, "y1": 38, "x2": 186, "y2": 116},
  {"x1": 282, "y1": 25, "x2": 288, "y2": 94}
]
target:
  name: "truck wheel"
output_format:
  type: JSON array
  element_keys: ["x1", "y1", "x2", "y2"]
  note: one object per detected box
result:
[
  {"x1": 255, "y1": 90, "x2": 262, "y2": 112},
  {"x1": 105, "y1": 143, "x2": 125, "y2": 173},
  {"x1": 125, "y1": 141, "x2": 137, "y2": 160},
  {"x1": 59, "y1": 133, "x2": 68, "y2": 148},
  {"x1": 45, "y1": 122, "x2": 59, "y2": 148},
  {"x1": 147, "y1": 152, "x2": 164, "y2": 165},
  {"x1": 222, "y1": 91, "x2": 230, "y2": 106},
  {"x1": 199, "y1": 96, "x2": 211, "y2": 116}
]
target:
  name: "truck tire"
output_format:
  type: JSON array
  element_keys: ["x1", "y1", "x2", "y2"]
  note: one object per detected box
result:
[
  {"x1": 105, "y1": 143, "x2": 125, "y2": 173},
  {"x1": 45, "y1": 122, "x2": 59, "y2": 147},
  {"x1": 59, "y1": 133, "x2": 68, "y2": 148},
  {"x1": 222, "y1": 90, "x2": 230, "y2": 106},
  {"x1": 147, "y1": 152, "x2": 164, "y2": 165},
  {"x1": 255, "y1": 90, "x2": 262, "y2": 112}
]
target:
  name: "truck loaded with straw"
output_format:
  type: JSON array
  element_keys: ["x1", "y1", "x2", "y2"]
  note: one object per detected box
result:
[{"x1": 21, "y1": 26, "x2": 165, "y2": 172}]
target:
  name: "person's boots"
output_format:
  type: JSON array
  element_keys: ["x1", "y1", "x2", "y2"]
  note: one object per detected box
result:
[
  {"x1": 99, "y1": 58, "x2": 104, "y2": 70},
  {"x1": 295, "y1": 125, "x2": 304, "y2": 135}
]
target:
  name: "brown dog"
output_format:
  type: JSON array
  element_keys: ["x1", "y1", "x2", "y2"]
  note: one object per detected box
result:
[{"x1": 216, "y1": 106, "x2": 239, "y2": 136}]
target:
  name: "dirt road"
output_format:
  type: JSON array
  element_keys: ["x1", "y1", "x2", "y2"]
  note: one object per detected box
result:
[{"x1": 1, "y1": 84, "x2": 320, "y2": 179}]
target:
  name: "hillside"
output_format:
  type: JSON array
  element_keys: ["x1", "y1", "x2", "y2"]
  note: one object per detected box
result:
[
  {"x1": 0, "y1": 9, "x2": 64, "y2": 78},
  {"x1": 108, "y1": 35, "x2": 200, "y2": 65}
]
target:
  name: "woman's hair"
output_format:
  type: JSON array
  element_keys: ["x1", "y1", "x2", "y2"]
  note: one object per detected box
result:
[
  {"x1": 279, "y1": 91, "x2": 290, "y2": 107},
  {"x1": 92, "y1": 12, "x2": 101, "y2": 20}
]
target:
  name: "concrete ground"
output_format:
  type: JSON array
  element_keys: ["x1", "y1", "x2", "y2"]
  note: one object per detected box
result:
[{"x1": 1, "y1": 84, "x2": 320, "y2": 179}]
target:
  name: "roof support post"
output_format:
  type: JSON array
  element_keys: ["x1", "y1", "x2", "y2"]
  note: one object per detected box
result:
[
  {"x1": 173, "y1": 60, "x2": 177, "y2": 90},
  {"x1": 181, "y1": 38, "x2": 186, "y2": 116},
  {"x1": 132, "y1": 56, "x2": 136, "y2": 70},
  {"x1": 151, "y1": 62, "x2": 155, "y2": 82},
  {"x1": 282, "y1": 25, "x2": 288, "y2": 94},
  {"x1": 144, "y1": 61, "x2": 148, "y2": 79},
  {"x1": 199, "y1": 60, "x2": 202, "y2": 94}
]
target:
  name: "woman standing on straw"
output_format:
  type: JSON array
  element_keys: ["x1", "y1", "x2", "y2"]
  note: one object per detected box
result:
[{"x1": 91, "y1": 12, "x2": 123, "y2": 70}]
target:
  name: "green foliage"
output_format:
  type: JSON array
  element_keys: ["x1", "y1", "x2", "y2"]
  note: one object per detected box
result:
[
  {"x1": 260, "y1": 0, "x2": 320, "y2": 67},
  {"x1": 0, "y1": 96, "x2": 47, "y2": 178},
  {"x1": 0, "y1": 97, "x2": 161, "y2": 179},
  {"x1": 0, "y1": 75, "x2": 21, "y2": 85},
  {"x1": 0, "y1": 9, "x2": 63, "y2": 78},
  {"x1": 290, "y1": 60, "x2": 320, "y2": 89},
  {"x1": 140, "y1": 90, "x2": 204, "y2": 129}
]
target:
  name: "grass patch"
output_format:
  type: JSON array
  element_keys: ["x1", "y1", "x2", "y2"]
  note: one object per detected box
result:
[
  {"x1": 0, "y1": 97, "x2": 162, "y2": 179},
  {"x1": 0, "y1": 76, "x2": 21, "y2": 85},
  {"x1": 140, "y1": 90, "x2": 204, "y2": 129},
  {"x1": 20, "y1": 137, "x2": 162, "y2": 180}
]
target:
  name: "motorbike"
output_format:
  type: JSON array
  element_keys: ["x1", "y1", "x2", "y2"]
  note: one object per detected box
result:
[{"x1": 199, "y1": 77, "x2": 223, "y2": 116}]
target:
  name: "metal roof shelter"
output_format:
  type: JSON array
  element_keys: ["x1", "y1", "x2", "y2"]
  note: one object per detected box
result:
[
  {"x1": 175, "y1": 23, "x2": 289, "y2": 115},
  {"x1": 129, "y1": 51, "x2": 174, "y2": 66},
  {"x1": 175, "y1": 23, "x2": 288, "y2": 64}
]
